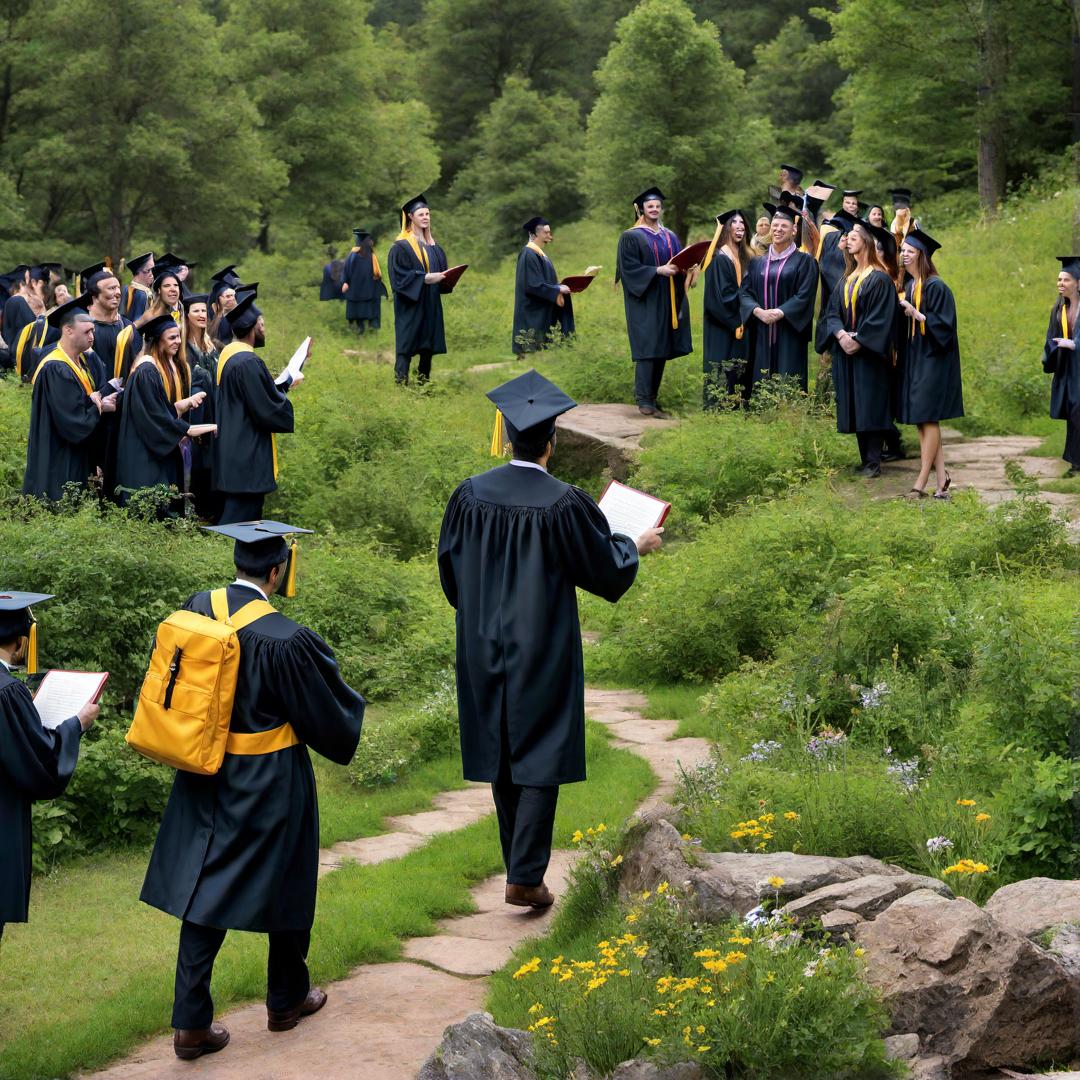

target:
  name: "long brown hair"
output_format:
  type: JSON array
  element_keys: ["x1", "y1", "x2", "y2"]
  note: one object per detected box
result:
[
  {"x1": 843, "y1": 225, "x2": 890, "y2": 276},
  {"x1": 146, "y1": 272, "x2": 182, "y2": 322},
  {"x1": 906, "y1": 247, "x2": 938, "y2": 281},
  {"x1": 184, "y1": 304, "x2": 215, "y2": 356},
  {"x1": 149, "y1": 331, "x2": 190, "y2": 400},
  {"x1": 720, "y1": 215, "x2": 753, "y2": 273}
]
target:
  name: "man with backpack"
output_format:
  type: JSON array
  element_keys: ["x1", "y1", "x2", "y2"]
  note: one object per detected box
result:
[{"x1": 135, "y1": 520, "x2": 365, "y2": 1060}]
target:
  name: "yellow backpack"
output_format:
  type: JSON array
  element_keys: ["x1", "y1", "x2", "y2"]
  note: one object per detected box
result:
[{"x1": 126, "y1": 589, "x2": 284, "y2": 775}]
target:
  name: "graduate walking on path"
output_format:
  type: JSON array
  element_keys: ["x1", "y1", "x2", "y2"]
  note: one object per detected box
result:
[
  {"x1": 1042, "y1": 255, "x2": 1080, "y2": 477},
  {"x1": 437, "y1": 370, "x2": 662, "y2": 909},
  {"x1": 341, "y1": 228, "x2": 387, "y2": 335}
]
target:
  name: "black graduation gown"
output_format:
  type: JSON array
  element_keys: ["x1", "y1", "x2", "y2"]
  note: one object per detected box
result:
[
  {"x1": 140, "y1": 585, "x2": 365, "y2": 932},
  {"x1": 114, "y1": 360, "x2": 189, "y2": 497},
  {"x1": 815, "y1": 269, "x2": 897, "y2": 434},
  {"x1": 0, "y1": 667, "x2": 82, "y2": 924},
  {"x1": 437, "y1": 465, "x2": 639, "y2": 787},
  {"x1": 512, "y1": 246, "x2": 574, "y2": 354},
  {"x1": 91, "y1": 316, "x2": 141, "y2": 384},
  {"x1": 895, "y1": 277, "x2": 964, "y2": 425},
  {"x1": 702, "y1": 253, "x2": 748, "y2": 363},
  {"x1": 739, "y1": 248, "x2": 819, "y2": 390},
  {"x1": 3, "y1": 295, "x2": 36, "y2": 354},
  {"x1": 815, "y1": 229, "x2": 846, "y2": 344},
  {"x1": 15, "y1": 315, "x2": 52, "y2": 380},
  {"x1": 211, "y1": 349, "x2": 294, "y2": 495},
  {"x1": 122, "y1": 282, "x2": 151, "y2": 323},
  {"x1": 616, "y1": 227, "x2": 692, "y2": 362},
  {"x1": 388, "y1": 237, "x2": 448, "y2": 357},
  {"x1": 211, "y1": 316, "x2": 234, "y2": 350},
  {"x1": 22, "y1": 350, "x2": 102, "y2": 501},
  {"x1": 319, "y1": 261, "x2": 344, "y2": 302},
  {"x1": 342, "y1": 251, "x2": 387, "y2": 321}
]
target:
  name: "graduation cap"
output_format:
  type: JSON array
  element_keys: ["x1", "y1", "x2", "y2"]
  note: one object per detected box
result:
[
  {"x1": 127, "y1": 251, "x2": 154, "y2": 274},
  {"x1": 46, "y1": 293, "x2": 93, "y2": 328},
  {"x1": 224, "y1": 291, "x2": 261, "y2": 334},
  {"x1": 889, "y1": 188, "x2": 913, "y2": 209},
  {"x1": 38, "y1": 260, "x2": 67, "y2": 277},
  {"x1": 158, "y1": 251, "x2": 192, "y2": 269},
  {"x1": 779, "y1": 190, "x2": 804, "y2": 212},
  {"x1": 352, "y1": 228, "x2": 370, "y2": 240},
  {"x1": 486, "y1": 368, "x2": 576, "y2": 457},
  {"x1": 140, "y1": 314, "x2": 180, "y2": 341},
  {"x1": 633, "y1": 187, "x2": 666, "y2": 210},
  {"x1": 1057, "y1": 256, "x2": 1080, "y2": 278},
  {"x1": 716, "y1": 208, "x2": 744, "y2": 227},
  {"x1": 779, "y1": 163, "x2": 804, "y2": 185},
  {"x1": 234, "y1": 281, "x2": 258, "y2": 298},
  {"x1": 902, "y1": 228, "x2": 941, "y2": 257},
  {"x1": 842, "y1": 189, "x2": 863, "y2": 198},
  {"x1": 202, "y1": 520, "x2": 313, "y2": 597},
  {"x1": 0, "y1": 267, "x2": 26, "y2": 291},
  {"x1": 824, "y1": 209, "x2": 859, "y2": 234},
  {"x1": 0, "y1": 591, "x2": 54, "y2": 673},
  {"x1": 764, "y1": 202, "x2": 798, "y2": 224},
  {"x1": 181, "y1": 292, "x2": 210, "y2": 309},
  {"x1": 210, "y1": 265, "x2": 241, "y2": 285},
  {"x1": 522, "y1": 216, "x2": 549, "y2": 235},
  {"x1": 28, "y1": 265, "x2": 49, "y2": 282},
  {"x1": 856, "y1": 219, "x2": 894, "y2": 252},
  {"x1": 400, "y1": 194, "x2": 429, "y2": 229},
  {"x1": 76, "y1": 260, "x2": 106, "y2": 282}
]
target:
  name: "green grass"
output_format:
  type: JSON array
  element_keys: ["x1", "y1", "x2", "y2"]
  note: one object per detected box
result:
[
  {"x1": 642, "y1": 684, "x2": 710, "y2": 739},
  {"x1": 0, "y1": 722, "x2": 653, "y2": 1080}
]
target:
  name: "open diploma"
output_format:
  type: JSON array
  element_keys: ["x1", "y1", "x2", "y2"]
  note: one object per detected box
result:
[
  {"x1": 597, "y1": 480, "x2": 671, "y2": 542},
  {"x1": 275, "y1": 337, "x2": 311, "y2": 387},
  {"x1": 32, "y1": 670, "x2": 108, "y2": 730}
]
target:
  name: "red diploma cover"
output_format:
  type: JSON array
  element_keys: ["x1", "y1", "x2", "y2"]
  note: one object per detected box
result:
[
  {"x1": 439, "y1": 264, "x2": 469, "y2": 294},
  {"x1": 668, "y1": 241, "x2": 712, "y2": 272},
  {"x1": 560, "y1": 276, "x2": 597, "y2": 294}
]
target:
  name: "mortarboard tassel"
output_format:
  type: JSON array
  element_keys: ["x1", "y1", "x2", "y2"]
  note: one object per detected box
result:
[
  {"x1": 25, "y1": 615, "x2": 38, "y2": 674},
  {"x1": 283, "y1": 540, "x2": 298, "y2": 598},
  {"x1": 490, "y1": 409, "x2": 505, "y2": 457}
]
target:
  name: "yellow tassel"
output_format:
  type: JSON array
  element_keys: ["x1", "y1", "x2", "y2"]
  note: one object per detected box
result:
[
  {"x1": 700, "y1": 219, "x2": 724, "y2": 273},
  {"x1": 490, "y1": 409, "x2": 506, "y2": 457},
  {"x1": 283, "y1": 540, "x2": 298, "y2": 598},
  {"x1": 26, "y1": 617, "x2": 38, "y2": 674}
]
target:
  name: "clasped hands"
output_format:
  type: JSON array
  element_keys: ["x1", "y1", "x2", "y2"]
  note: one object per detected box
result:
[
  {"x1": 835, "y1": 330, "x2": 861, "y2": 355},
  {"x1": 753, "y1": 307, "x2": 785, "y2": 325}
]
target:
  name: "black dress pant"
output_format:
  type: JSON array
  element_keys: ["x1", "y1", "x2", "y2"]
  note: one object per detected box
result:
[
  {"x1": 856, "y1": 431, "x2": 885, "y2": 467},
  {"x1": 172, "y1": 920, "x2": 311, "y2": 1030},
  {"x1": 490, "y1": 734, "x2": 559, "y2": 887},
  {"x1": 1065, "y1": 410, "x2": 1080, "y2": 469},
  {"x1": 883, "y1": 423, "x2": 904, "y2": 455},
  {"x1": 634, "y1": 358, "x2": 667, "y2": 408},
  {"x1": 218, "y1": 492, "x2": 265, "y2": 525},
  {"x1": 395, "y1": 351, "x2": 432, "y2": 384}
]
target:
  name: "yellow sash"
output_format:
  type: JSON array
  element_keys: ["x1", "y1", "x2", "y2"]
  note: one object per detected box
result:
[
  {"x1": 395, "y1": 229, "x2": 429, "y2": 271},
  {"x1": 843, "y1": 267, "x2": 874, "y2": 327},
  {"x1": 815, "y1": 223, "x2": 838, "y2": 260},
  {"x1": 114, "y1": 324, "x2": 135, "y2": 380},
  {"x1": 910, "y1": 278, "x2": 926, "y2": 338},
  {"x1": 526, "y1": 241, "x2": 549, "y2": 260},
  {"x1": 15, "y1": 319, "x2": 47, "y2": 378},
  {"x1": 217, "y1": 341, "x2": 278, "y2": 479},
  {"x1": 1061, "y1": 304, "x2": 1070, "y2": 339},
  {"x1": 349, "y1": 247, "x2": 382, "y2": 281},
  {"x1": 125, "y1": 280, "x2": 151, "y2": 316},
  {"x1": 31, "y1": 346, "x2": 94, "y2": 395}
]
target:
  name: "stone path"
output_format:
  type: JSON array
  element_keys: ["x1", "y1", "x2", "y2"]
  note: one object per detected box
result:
[{"x1": 84, "y1": 689, "x2": 710, "y2": 1080}]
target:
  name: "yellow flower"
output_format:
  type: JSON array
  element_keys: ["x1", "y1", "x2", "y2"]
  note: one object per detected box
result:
[
  {"x1": 730, "y1": 830, "x2": 747, "y2": 840},
  {"x1": 528, "y1": 1002, "x2": 544, "y2": 1015},
  {"x1": 681, "y1": 833, "x2": 692, "y2": 841},
  {"x1": 727, "y1": 935, "x2": 752, "y2": 946},
  {"x1": 975, "y1": 813, "x2": 991, "y2": 823},
  {"x1": 633, "y1": 945, "x2": 649, "y2": 958},
  {"x1": 724, "y1": 951, "x2": 747, "y2": 965},
  {"x1": 854, "y1": 948, "x2": 865, "y2": 958},
  {"x1": 956, "y1": 798, "x2": 976, "y2": 807},
  {"x1": 784, "y1": 811, "x2": 800, "y2": 821},
  {"x1": 702, "y1": 959, "x2": 728, "y2": 974},
  {"x1": 596, "y1": 823, "x2": 607, "y2": 833},
  {"x1": 585, "y1": 975, "x2": 608, "y2": 993},
  {"x1": 558, "y1": 971, "x2": 573, "y2": 982},
  {"x1": 626, "y1": 912, "x2": 640, "y2": 924},
  {"x1": 512, "y1": 957, "x2": 541, "y2": 979},
  {"x1": 761, "y1": 813, "x2": 775, "y2": 823},
  {"x1": 694, "y1": 949, "x2": 720, "y2": 958},
  {"x1": 572, "y1": 960, "x2": 596, "y2": 970},
  {"x1": 765, "y1": 972, "x2": 776, "y2": 983},
  {"x1": 768, "y1": 876, "x2": 786, "y2": 888},
  {"x1": 619, "y1": 969, "x2": 631, "y2": 977},
  {"x1": 641, "y1": 890, "x2": 652, "y2": 900},
  {"x1": 610, "y1": 854, "x2": 624, "y2": 866},
  {"x1": 643, "y1": 1037, "x2": 662, "y2": 1047},
  {"x1": 571, "y1": 830, "x2": 584, "y2": 844},
  {"x1": 698, "y1": 1046, "x2": 712, "y2": 1053},
  {"x1": 653, "y1": 1008, "x2": 669, "y2": 1016},
  {"x1": 597, "y1": 940, "x2": 611, "y2": 949},
  {"x1": 943, "y1": 859, "x2": 990, "y2": 876},
  {"x1": 657, "y1": 882, "x2": 670, "y2": 894}
]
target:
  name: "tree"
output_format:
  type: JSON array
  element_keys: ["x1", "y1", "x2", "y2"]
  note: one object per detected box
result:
[
  {"x1": 449, "y1": 76, "x2": 586, "y2": 259},
  {"x1": 585, "y1": 0, "x2": 772, "y2": 239}
]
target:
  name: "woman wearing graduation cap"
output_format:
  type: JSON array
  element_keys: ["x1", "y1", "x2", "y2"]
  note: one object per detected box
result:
[
  {"x1": 341, "y1": 228, "x2": 387, "y2": 335},
  {"x1": 616, "y1": 186, "x2": 692, "y2": 416},
  {"x1": 140, "y1": 520, "x2": 364, "y2": 1058},
  {"x1": 208, "y1": 266, "x2": 241, "y2": 349},
  {"x1": 387, "y1": 194, "x2": 448, "y2": 384},
  {"x1": 2, "y1": 266, "x2": 47, "y2": 355},
  {"x1": 438, "y1": 371, "x2": 661, "y2": 909},
  {"x1": 122, "y1": 252, "x2": 155, "y2": 322},
  {"x1": 896, "y1": 229, "x2": 964, "y2": 498},
  {"x1": 137, "y1": 266, "x2": 183, "y2": 330},
  {"x1": 1043, "y1": 256, "x2": 1080, "y2": 476},
  {"x1": 814, "y1": 220, "x2": 899, "y2": 477},
  {"x1": 701, "y1": 209, "x2": 751, "y2": 408},
  {"x1": 114, "y1": 315, "x2": 211, "y2": 512},
  {"x1": 0, "y1": 592, "x2": 96, "y2": 946},
  {"x1": 512, "y1": 216, "x2": 574, "y2": 354},
  {"x1": 181, "y1": 295, "x2": 219, "y2": 519}
]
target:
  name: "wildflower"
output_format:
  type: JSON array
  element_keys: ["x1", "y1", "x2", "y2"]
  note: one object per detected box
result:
[
  {"x1": 558, "y1": 971, "x2": 573, "y2": 982},
  {"x1": 528, "y1": 1002, "x2": 544, "y2": 1014},
  {"x1": 697, "y1": 1046, "x2": 712, "y2": 1053},
  {"x1": 640, "y1": 890, "x2": 651, "y2": 900},
  {"x1": 975, "y1": 813, "x2": 991, "y2": 823},
  {"x1": 610, "y1": 854, "x2": 624, "y2": 867},
  {"x1": 854, "y1": 948, "x2": 865, "y2": 958},
  {"x1": 724, "y1": 951, "x2": 747, "y2": 965},
  {"x1": 571, "y1": 830, "x2": 584, "y2": 844},
  {"x1": 643, "y1": 1037, "x2": 661, "y2": 1047},
  {"x1": 806, "y1": 726, "x2": 847, "y2": 759},
  {"x1": 925, "y1": 836, "x2": 953, "y2": 854},
  {"x1": 767, "y1": 876, "x2": 786, "y2": 889},
  {"x1": 657, "y1": 882, "x2": 670, "y2": 894},
  {"x1": 681, "y1": 833, "x2": 692, "y2": 841},
  {"x1": 742, "y1": 739, "x2": 783, "y2": 763},
  {"x1": 694, "y1": 949, "x2": 720, "y2": 958},
  {"x1": 572, "y1": 960, "x2": 596, "y2": 970},
  {"x1": 585, "y1": 975, "x2": 608, "y2": 993},
  {"x1": 530, "y1": 1016, "x2": 555, "y2": 1029},
  {"x1": 956, "y1": 798, "x2": 976, "y2": 807},
  {"x1": 886, "y1": 756, "x2": 921, "y2": 792},
  {"x1": 943, "y1": 859, "x2": 989, "y2": 875},
  {"x1": 597, "y1": 940, "x2": 610, "y2": 949},
  {"x1": 512, "y1": 957, "x2": 541, "y2": 979},
  {"x1": 784, "y1": 811, "x2": 800, "y2": 821},
  {"x1": 702, "y1": 959, "x2": 728, "y2": 974},
  {"x1": 765, "y1": 972, "x2": 776, "y2": 983},
  {"x1": 633, "y1": 945, "x2": 649, "y2": 958},
  {"x1": 618, "y1": 969, "x2": 631, "y2": 977},
  {"x1": 626, "y1": 912, "x2": 640, "y2": 924},
  {"x1": 696, "y1": 1026, "x2": 706, "y2": 1035},
  {"x1": 596, "y1": 823, "x2": 607, "y2": 833},
  {"x1": 859, "y1": 682, "x2": 890, "y2": 709},
  {"x1": 727, "y1": 935, "x2": 752, "y2": 946}
]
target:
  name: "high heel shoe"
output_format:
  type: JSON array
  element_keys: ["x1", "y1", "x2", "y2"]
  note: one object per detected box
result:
[{"x1": 933, "y1": 471, "x2": 952, "y2": 500}]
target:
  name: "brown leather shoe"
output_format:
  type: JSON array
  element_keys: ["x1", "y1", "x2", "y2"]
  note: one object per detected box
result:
[
  {"x1": 638, "y1": 405, "x2": 656, "y2": 416},
  {"x1": 267, "y1": 987, "x2": 328, "y2": 1032},
  {"x1": 505, "y1": 882, "x2": 555, "y2": 908},
  {"x1": 174, "y1": 1022, "x2": 230, "y2": 1060}
]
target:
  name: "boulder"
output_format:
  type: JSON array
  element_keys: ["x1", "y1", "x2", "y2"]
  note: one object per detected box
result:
[
  {"x1": 1047, "y1": 922, "x2": 1080, "y2": 979},
  {"x1": 819, "y1": 908, "x2": 864, "y2": 940},
  {"x1": 619, "y1": 818, "x2": 696, "y2": 899},
  {"x1": 883, "y1": 1033, "x2": 920, "y2": 1061},
  {"x1": 608, "y1": 1063, "x2": 705, "y2": 1080},
  {"x1": 854, "y1": 889, "x2": 1080, "y2": 1069},
  {"x1": 417, "y1": 1013, "x2": 536, "y2": 1080},
  {"x1": 984, "y1": 878, "x2": 1080, "y2": 938},
  {"x1": 782, "y1": 872, "x2": 952, "y2": 922}
]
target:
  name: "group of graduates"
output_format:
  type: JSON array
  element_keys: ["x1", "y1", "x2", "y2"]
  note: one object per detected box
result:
[{"x1": 1, "y1": 254, "x2": 300, "y2": 524}]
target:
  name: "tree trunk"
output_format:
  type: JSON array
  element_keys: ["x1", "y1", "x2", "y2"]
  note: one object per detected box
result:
[
  {"x1": 974, "y1": 0, "x2": 1006, "y2": 214},
  {"x1": 257, "y1": 208, "x2": 271, "y2": 254}
]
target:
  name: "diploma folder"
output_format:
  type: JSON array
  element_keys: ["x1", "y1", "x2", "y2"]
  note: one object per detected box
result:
[
  {"x1": 597, "y1": 480, "x2": 671, "y2": 542},
  {"x1": 274, "y1": 337, "x2": 311, "y2": 388},
  {"x1": 439, "y1": 264, "x2": 469, "y2": 294},
  {"x1": 561, "y1": 265, "x2": 602, "y2": 293},
  {"x1": 33, "y1": 670, "x2": 109, "y2": 730},
  {"x1": 669, "y1": 241, "x2": 712, "y2": 272}
]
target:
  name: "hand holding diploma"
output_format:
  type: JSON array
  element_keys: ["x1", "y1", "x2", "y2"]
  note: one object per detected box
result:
[
  {"x1": 33, "y1": 670, "x2": 109, "y2": 730},
  {"x1": 598, "y1": 480, "x2": 671, "y2": 547},
  {"x1": 275, "y1": 337, "x2": 312, "y2": 388}
]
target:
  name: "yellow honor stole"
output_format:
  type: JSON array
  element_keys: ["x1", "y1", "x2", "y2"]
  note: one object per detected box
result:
[
  {"x1": 526, "y1": 241, "x2": 549, "y2": 260},
  {"x1": 910, "y1": 278, "x2": 926, "y2": 338},
  {"x1": 217, "y1": 341, "x2": 278, "y2": 479},
  {"x1": 394, "y1": 229, "x2": 429, "y2": 271},
  {"x1": 31, "y1": 346, "x2": 95, "y2": 395},
  {"x1": 843, "y1": 266, "x2": 874, "y2": 327}
]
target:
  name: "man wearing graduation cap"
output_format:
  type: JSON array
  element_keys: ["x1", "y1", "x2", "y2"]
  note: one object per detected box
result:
[
  {"x1": 512, "y1": 216, "x2": 574, "y2": 354},
  {"x1": 438, "y1": 371, "x2": 662, "y2": 908},
  {"x1": 211, "y1": 289, "x2": 301, "y2": 524},
  {"x1": 122, "y1": 252, "x2": 155, "y2": 322},
  {"x1": 85, "y1": 267, "x2": 141, "y2": 384},
  {"x1": 140, "y1": 520, "x2": 365, "y2": 1058},
  {"x1": 23, "y1": 298, "x2": 118, "y2": 501},
  {"x1": 208, "y1": 266, "x2": 241, "y2": 349},
  {"x1": 341, "y1": 228, "x2": 387, "y2": 334},
  {"x1": 0, "y1": 593, "x2": 97, "y2": 945},
  {"x1": 616, "y1": 187, "x2": 692, "y2": 416},
  {"x1": 387, "y1": 194, "x2": 448, "y2": 384}
]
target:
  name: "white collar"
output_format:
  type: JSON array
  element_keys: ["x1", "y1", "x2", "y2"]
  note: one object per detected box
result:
[
  {"x1": 231, "y1": 579, "x2": 268, "y2": 600},
  {"x1": 509, "y1": 459, "x2": 547, "y2": 473}
]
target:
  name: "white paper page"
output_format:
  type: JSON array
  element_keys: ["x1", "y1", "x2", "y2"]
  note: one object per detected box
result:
[
  {"x1": 33, "y1": 671, "x2": 106, "y2": 730},
  {"x1": 597, "y1": 482, "x2": 665, "y2": 542},
  {"x1": 275, "y1": 337, "x2": 311, "y2": 387}
]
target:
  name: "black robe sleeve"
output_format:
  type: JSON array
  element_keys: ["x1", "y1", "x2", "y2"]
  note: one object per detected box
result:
[
  {"x1": 814, "y1": 279, "x2": 845, "y2": 354},
  {"x1": 777, "y1": 253, "x2": 819, "y2": 333},
  {"x1": 126, "y1": 363, "x2": 189, "y2": 458},
  {"x1": 554, "y1": 487, "x2": 640, "y2": 603},
  {"x1": 617, "y1": 231, "x2": 660, "y2": 300},
  {"x1": 851, "y1": 272, "x2": 897, "y2": 359},
  {"x1": 236, "y1": 355, "x2": 295, "y2": 433},
  {"x1": 388, "y1": 240, "x2": 426, "y2": 303},
  {"x1": 921, "y1": 277, "x2": 958, "y2": 352},
  {"x1": 437, "y1": 483, "x2": 464, "y2": 611}
]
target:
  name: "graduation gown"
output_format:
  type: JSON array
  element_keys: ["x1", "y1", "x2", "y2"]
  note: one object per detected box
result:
[
  {"x1": 22, "y1": 348, "x2": 102, "y2": 501},
  {"x1": 211, "y1": 347, "x2": 294, "y2": 495},
  {"x1": 702, "y1": 252, "x2": 748, "y2": 363},
  {"x1": 14, "y1": 315, "x2": 52, "y2": 380},
  {"x1": 437, "y1": 464, "x2": 639, "y2": 787},
  {"x1": 895, "y1": 277, "x2": 964, "y2": 425},
  {"x1": 616, "y1": 227, "x2": 691, "y2": 362},
  {"x1": 122, "y1": 282, "x2": 151, "y2": 323},
  {"x1": 512, "y1": 244, "x2": 574, "y2": 354},
  {"x1": 388, "y1": 236, "x2": 447, "y2": 357},
  {"x1": 815, "y1": 268, "x2": 897, "y2": 434},
  {"x1": 114, "y1": 360, "x2": 189, "y2": 497},
  {"x1": 91, "y1": 316, "x2": 141, "y2": 384},
  {"x1": 140, "y1": 584, "x2": 365, "y2": 932},
  {"x1": 319, "y1": 261, "x2": 344, "y2": 301},
  {"x1": 0, "y1": 667, "x2": 82, "y2": 924},
  {"x1": 342, "y1": 251, "x2": 387, "y2": 321},
  {"x1": 815, "y1": 229, "x2": 846, "y2": 343},
  {"x1": 3, "y1": 295, "x2": 36, "y2": 355},
  {"x1": 1044, "y1": 306, "x2": 1080, "y2": 418},
  {"x1": 739, "y1": 248, "x2": 819, "y2": 390}
]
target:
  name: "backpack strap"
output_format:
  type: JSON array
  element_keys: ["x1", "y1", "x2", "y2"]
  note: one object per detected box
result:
[{"x1": 209, "y1": 587, "x2": 276, "y2": 629}]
